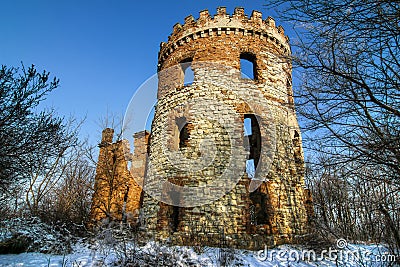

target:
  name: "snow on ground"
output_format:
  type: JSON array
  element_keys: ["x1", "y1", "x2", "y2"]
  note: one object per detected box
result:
[
  {"x1": 1, "y1": 217, "x2": 396, "y2": 266},
  {"x1": 0, "y1": 241, "x2": 396, "y2": 267}
]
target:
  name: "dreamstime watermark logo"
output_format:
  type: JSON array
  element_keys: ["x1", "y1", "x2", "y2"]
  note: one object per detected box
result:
[
  {"x1": 255, "y1": 238, "x2": 397, "y2": 264},
  {"x1": 122, "y1": 62, "x2": 277, "y2": 207},
  {"x1": 336, "y1": 238, "x2": 347, "y2": 249}
]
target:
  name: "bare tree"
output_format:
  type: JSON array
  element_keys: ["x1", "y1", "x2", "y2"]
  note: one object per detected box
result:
[
  {"x1": 0, "y1": 64, "x2": 78, "y2": 195},
  {"x1": 267, "y1": 0, "x2": 400, "y2": 255},
  {"x1": 39, "y1": 142, "x2": 96, "y2": 234},
  {"x1": 0, "y1": 64, "x2": 96, "y2": 237},
  {"x1": 24, "y1": 118, "x2": 81, "y2": 216},
  {"x1": 96, "y1": 111, "x2": 126, "y2": 142},
  {"x1": 9, "y1": 135, "x2": 96, "y2": 236}
]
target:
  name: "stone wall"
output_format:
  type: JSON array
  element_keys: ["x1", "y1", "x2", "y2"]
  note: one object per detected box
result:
[
  {"x1": 126, "y1": 131, "x2": 150, "y2": 222},
  {"x1": 90, "y1": 129, "x2": 149, "y2": 225}
]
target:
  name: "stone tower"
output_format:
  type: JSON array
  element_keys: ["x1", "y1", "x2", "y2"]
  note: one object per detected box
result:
[{"x1": 139, "y1": 7, "x2": 310, "y2": 249}]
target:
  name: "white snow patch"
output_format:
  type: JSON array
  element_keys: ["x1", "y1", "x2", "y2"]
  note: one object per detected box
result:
[{"x1": 0, "y1": 241, "x2": 396, "y2": 266}]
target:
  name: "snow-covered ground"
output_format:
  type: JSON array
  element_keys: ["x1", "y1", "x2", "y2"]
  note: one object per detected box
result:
[
  {"x1": 1, "y1": 218, "x2": 397, "y2": 266},
  {"x1": 0, "y1": 241, "x2": 396, "y2": 266}
]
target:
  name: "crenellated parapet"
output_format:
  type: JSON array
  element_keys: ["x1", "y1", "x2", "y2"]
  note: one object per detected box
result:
[{"x1": 158, "y1": 7, "x2": 290, "y2": 70}]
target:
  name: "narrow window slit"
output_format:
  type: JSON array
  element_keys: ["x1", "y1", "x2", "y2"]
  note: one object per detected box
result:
[
  {"x1": 244, "y1": 114, "x2": 261, "y2": 178},
  {"x1": 240, "y1": 53, "x2": 257, "y2": 80}
]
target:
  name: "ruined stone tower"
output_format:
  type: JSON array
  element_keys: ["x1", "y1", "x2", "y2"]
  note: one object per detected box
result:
[
  {"x1": 138, "y1": 7, "x2": 309, "y2": 249},
  {"x1": 90, "y1": 7, "x2": 311, "y2": 249},
  {"x1": 90, "y1": 129, "x2": 149, "y2": 225}
]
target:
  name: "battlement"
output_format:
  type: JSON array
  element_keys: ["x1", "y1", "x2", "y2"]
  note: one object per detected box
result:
[{"x1": 159, "y1": 7, "x2": 290, "y2": 66}]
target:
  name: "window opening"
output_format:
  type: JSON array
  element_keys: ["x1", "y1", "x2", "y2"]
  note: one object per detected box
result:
[
  {"x1": 293, "y1": 130, "x2": 301, "y2": 163},
  {"x1": 244, "y1": 114, "x2": 261, "y2": 177},
  {"x1": 244, "y1": 117, "x2": 252, "y2": 136},
  {"x1": 246, "y1": 159, "x2": 256, "y2": 178},
  {"x1": 249, "y1": 189, "x2": 270, "y2": 225},
  {"x1": 240, "y1": 53, "x2": 257, "y2": 80},
  {"x1": 169, "y1": 190, "x2": 180, "y2": 232},
  {"x1": 180, "y1": 59, "x2": 194, "y2": 85},
  {"x1": 176, "y1": 117, "x2": 190, "y2": 149},
  {"x1": 179, "y1": 123, "x2": 190, "y2": 148}
]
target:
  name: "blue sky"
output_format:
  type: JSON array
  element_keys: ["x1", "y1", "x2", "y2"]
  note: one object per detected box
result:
[{"x1": 1, "y1": 0, "x2": 287, "y2": 145}]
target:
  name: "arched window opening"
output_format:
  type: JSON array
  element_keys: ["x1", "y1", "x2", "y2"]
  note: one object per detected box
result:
[
  {"x1": 240, "y1": 53, "x2": 257, "y2": 80},
  {"x1": 175, "y1": 117, "x2": 191, "y2": 149},
  {"x1": 180, "y1": 59, "x2": 194, "y2": 86},
  {"x1": 179, "y1": 123, "x2": 190, "y2": 148},
  {"x1": 244, "y1": 114, "x2": 261, "y2": 178}
]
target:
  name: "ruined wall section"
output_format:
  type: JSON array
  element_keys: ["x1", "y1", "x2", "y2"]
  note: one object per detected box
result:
[
  {"x1": 90, "y1": 128, "x2": 130, "y2": 223},
  {"x1": 90, "y1": 129, "x2": 148, "y2": 225},
  {"x1": 126, "y1": 131, "x2": 150, "y2": 223}
]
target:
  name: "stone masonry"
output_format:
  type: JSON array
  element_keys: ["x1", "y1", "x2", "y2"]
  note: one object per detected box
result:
[
  {"x1": 90, "y1": 129, "x2": 149, "y2": 225},
  {"x1": 90, "y1": 7, "x2": 312, "y2": 250}
]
